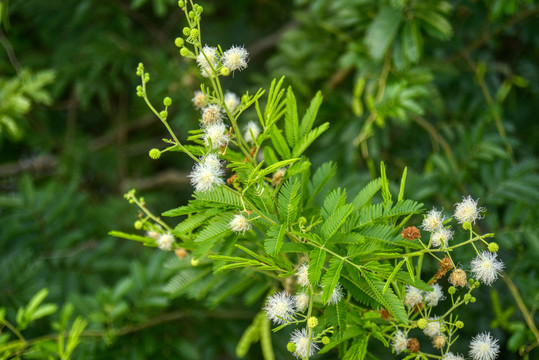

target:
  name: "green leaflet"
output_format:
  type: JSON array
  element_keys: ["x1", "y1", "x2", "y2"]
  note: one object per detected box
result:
[
  {"x1": 270, "y1": 126, "x2": 291, "y2": 159},
  {"x1": 306, "y1": 161, "x2": 336, "y2": 206},
  {"x1": 324, "y1": 301, "x2": 347, "y2": 332},
  {"x1": 321, "y1": 188, "x2": 347, "y2": 220},
  {"x1": 194, "y1": 186, "x2": 243, "y2": 208},
  {"x1": 284, "y1": 87, "x2": 299, "y2": 148},
  {"x1": 365, "y1": 6, "x2": 403, "y2": 60},
  {"x1": 108, "y1": 231, "x2": 154, "y2": 245},
  {"x1": 292, "y1": 122, "x2": 330, "y2": 158},
  {"x1": 299, "y1": 91, "x2": 323, "y2": 139},
  {"x1": 264, "y1": 223, "x2": 286, "y2": 256},
  {"x1": 308, "y1": 248, "x2": 326, "y2": 286},
  {"x1": 321, "y1": 203, "x2": 354, "y2": 241},
  {"x1": 277, "y1": 178, "x2": 302, "y2": 225},
  {"x1": 360, "y1": 270, "x2": 408, "y2": 324},
  {"x1": 172, "y1": 208, "x2": 220, "y2": 236},
  {"x1": 321, "y1": 258, "x2": 344, "y2": 304},
  {"x1": 343, "y1": 336, "x2": 369, "y2": 360},
  {"x1": 351, "y1": 178, "x2": 381, "y2": 210}
]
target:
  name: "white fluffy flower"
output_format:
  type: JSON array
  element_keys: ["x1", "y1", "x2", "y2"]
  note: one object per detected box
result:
[
  {"x1": 290, "y1": 328, "x2": 318, "y2": 359},
  {"x1": 295, "y1": 292, "x2": 309, "y2": 312},
  {"x1": 244, "y1": 121, "x2": 260, "y2": 143},
  {"x1": 264, "y1": 291, "x2": 296, "y2": 325},
  {"x1": 196, "y1": 45, "x2": 219, "y2": 77},
  {"x1": 469, "y1": 332, "x2": 500, "y2": 360},
  {"x1": 423, "y1": 317, "x2": 442, "y2": 338},
  {"x1": 326, "y1": 283, "x2": 344, "y2": 305},
  {"x1": 229, "y1": 214, "x2": 251, "y2": 234},
  {"x1": 405, "y1": 285, "x2": 423, "y2": 308},
  {"x1": 424, "y1": 284, "x2": 445, "y2": 307},
  {"x1": 471, "y1": 251, "x2": 504, "y2": 285},
  {"x1": 192, "y1": 90, "x2": 207, "y2": 109},
  {"x1": 224, "y1": 92, "x2": 240, "y2": 113},
  {"x1": 201, "y1": 104, "x2": 224, "y2": 127},
  {"x1": 443, "y1": 352, "x2": 466, "y2": 360},
  {"x1": 204, "y1": 122, "x2": 229, "y2": 149},
  {"x1": 296, "y1": 263, "x2": 310, "y2": 287},
  {"x1": 203, "y1": 153, "x2": 222, "y2": 171},
  {"x1": 222, "y1": 45, "x2": 248, "y2": 72},
  {"x1": 146, "y1": 230, "x2": 160, "y2": 239},
  {"x1": 422, "y1": 208, "x2": 445, "y2": 232},
  {"x1": 431, "y1": 226, "x2": 453, "y2": 248},
  {"x1": 454, "y1": 196, "x2": 485, "y2": 224},
  {"x1": 188, "y1": 156, "x2": 224, "y2": 192},
  {"x1": 156, "y1": 233, "x2": 174, "y2": 251},
  {"x1": 392, "y1": 330, "x2": 408, "y2": 354}
]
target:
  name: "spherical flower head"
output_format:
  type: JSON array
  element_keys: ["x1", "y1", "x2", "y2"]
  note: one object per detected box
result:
[
  {"x1": 295, "y1": 292, "x2": 309, "y2": 312},
  {"x1": 290, "y1": 328, "x2": 318, "y2": 359},
  {"x1": 192, "y1": 90, "x2": 207, "y2": 109},
  {"x1": 454, "y1": 195, "x2": 485, "y2": 225},
  {"x1": 224, "y1": 92, "x2": 240, "y2": 113},
  {"x1": 422, "y1": 208, "x2": 445, "y2": 232},
  {"x1": 392, "y1": 330, "x2": 408, "y2": 354},
  {"x1": 405, "y1": 285, "x2": 423, "y2": 309},
  {"x1": 264, "y1": 291, "x2": 296, "y2": 325},
  {"x1": 196, "y1": 45, "x2": 219, "y2": 77},
  {"x1": 244, "y1": 121, "x2": 261, "y2": 143},
  {"x1": 470, "y1": 251, "x2": 504, "y2": 286},
  {"x1": 488, "y1": 242, "x2": 499, "y2": 253},
  {"x1": 296, "y1": 263, "x2": 310, "y2": 287},
  {"x1": 326, "y1": 283, "x2": 344, "y2": 305},
  {"x1": 271, "y1": 168, "x2": 286, "y2": 186},
  {"x1": 424, "y1": 284, "x2": 445, "y2": 307},
  {"x1": 188, "y1": 157, "x2": 224, "y2": 192},
  {"x1": 204, "y1": 122, "x2": 229, "y2": 149},
  {"x1": 407, "y1": 338, "x2": 420, "y2": 353},
  {"x1": 307, "y1": 316, "x2": 318, "y2": 328},
  {"x1": 431, "y1": 227, "x2": 453, "y2": 248},
  {"x1": 146, "y1": 230, "x2": 160, "y2": 239},
  {"x1": 229, "y1": 214, "x2": 251, "y2": 234},
  {"x1": 432, "y1": 334, "x2": 446, "y2": 349},
  {"x1": 202, "y1": 104, "x2": 224, "y2": 127},
  {"x1": 222, "y1": 45, "x2": 248, "y2": 72},
  {"x1": 423, "y1": 317, "x2": 442, "y2": 338},
  {"x1": 469, "y1": 332, "x2": 500, "y2": 360},
  {"x1": 203, "y1": 153, "x2": 223, "y2": 172},
  {"x1": 449, "y1": 268, "x2": 468, "y2": 288},
  {"x1": 443, "y1": 352, "x2": 465, "y2": 360},
  {"x1": 157, "y1": 233, "x2": 174, "y2": 251},
  {"x1": 401, "y1": 226, "x2": 421, "y2": 240},
  {"x1": 149, "y1": 148, "x2": 161, "y2": 159}
]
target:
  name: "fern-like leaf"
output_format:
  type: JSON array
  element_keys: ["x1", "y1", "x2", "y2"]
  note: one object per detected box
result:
[
  {"x1": 321, "y1": 258, "x2": 344, "y2": 303},
  {"x1": 277, "y1": 178, "x2": 302, "y2": 225},
  {"x1": 284, "y1": 87, "x2": 299, "y2": 147}
]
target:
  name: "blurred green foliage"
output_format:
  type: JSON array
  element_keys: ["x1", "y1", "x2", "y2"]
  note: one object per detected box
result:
[{"x1": 0, "y1": 0, "x2": 537, "y2": 358}]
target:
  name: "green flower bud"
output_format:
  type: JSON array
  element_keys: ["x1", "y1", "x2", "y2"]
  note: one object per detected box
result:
[
  {"x1": 188, "y1": 11, "x2": 195, "y2": 18},
  {"x1": 174, "y1": 37, "x2": 184, "y2": 47},
  {"x1": 469, "y1": 278, "x2": 475, "y2": 286},
  {"x1": 448, "y1": 286, "x2": 456, "y2": 295},
  {"x1": 136, "y1": 85, "x2": 142, "y2": 92},
  {"x1": 463, "y1": 221, "x2": 472, "y2": 230},
  {"x1": 196, "y1": 5, "x2": 203, "y2": 14},
  {"x1": 134, "y1": 220, "x2": 143, "y2": 230},
  {"x1": 178, "y1": 1, "x2": 185, "y2": 8},
  {"x1": 182, "y1": 27, "x2": 191, "y2": 36},
  {"x1": 417, "y1": 318, "x2": 428, "y2": 329},
  {"x1": 307, "y1": 317, "x2": 318, "y2": 328},
  {"x1": 191, "y1": 258, "x2": 200, "y2": 266},
  {"x1": 464, "y1": 293, "x2": 471, "y2": 302},
  {"x1": 455, "y1": 320, "x2": 464, "y2": 329},
  {"x1": 136, "y1": 70, "x2": 141, "y2": 76},
  {"x1": 488, "y1": 242, "x2": 499, "y2": 252},
  {"x1": 149, "y1": 148, "x2": 161, "y2": 160},
  {"x1": 137, "y1": 62, "x2": 144, "y2": 71},
  {"x1": 220, "y1": 67, "x2": 230, "y2": 76},
  {"x1": 321, "y1": 336, "x2": 330, "y2": 345},
  {"x1": 163, "y1": 97, "x2": 172, "y2": 106},
  {"x1": 189, "y1": 28, "x2": 199, "y2": 38},
  {"x1": 474, "y1": 281, "x2": 480, "y2": 288},
  {"x1": 159, "y1": 110, "x2": 168, "y2": 119},
  {"x1": 470, "y1": 296, "x2": 476, "y2": 303},
  {"x1": 286, "y1": 342, "x2": 296, "y2": 352},
  {"x1": 144, "y1": 73, "x2": 150, "y2": 83},
  {"x1": 180, "y1": 47, "x2": 190, "y2": 57},
  {"x1": 136, "y1": 91, "x2": 144, "y2": 97}
]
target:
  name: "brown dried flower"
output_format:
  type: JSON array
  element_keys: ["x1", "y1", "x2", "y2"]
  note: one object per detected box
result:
[
  {"x1": 407, "y1": 338, "x2": 420, "y2": 353},
  {"x1": 401, "y1": 226, "x2": 421, "y2": 240}
]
